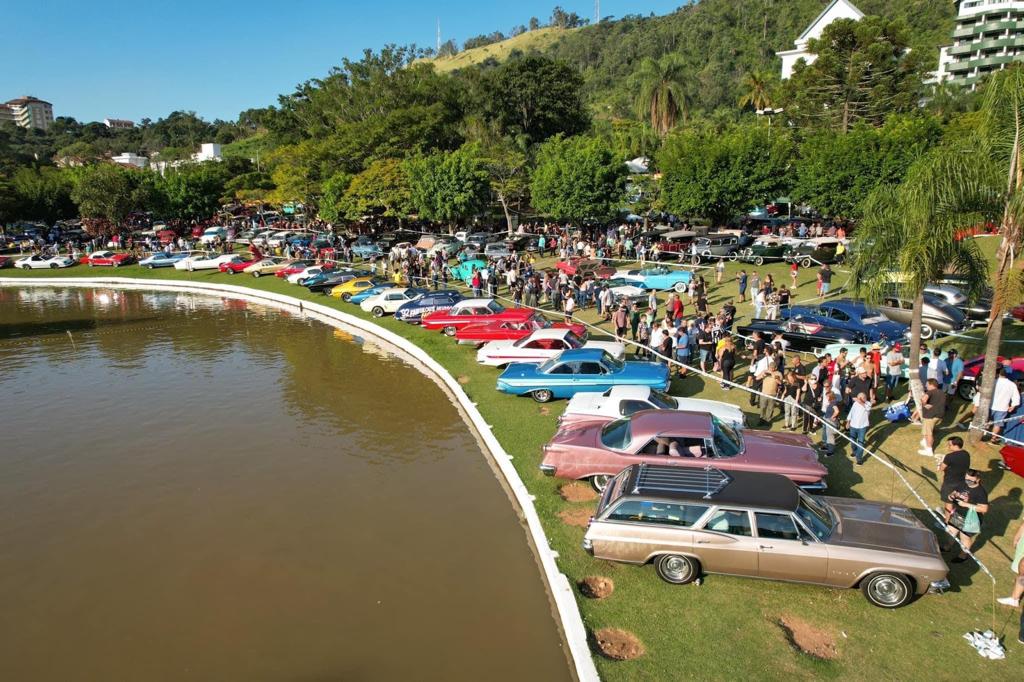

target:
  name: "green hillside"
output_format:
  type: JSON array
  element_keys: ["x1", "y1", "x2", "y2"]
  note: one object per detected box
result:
[{"x1": 425, "y1": 26, "x2": 573, "y2": 73}]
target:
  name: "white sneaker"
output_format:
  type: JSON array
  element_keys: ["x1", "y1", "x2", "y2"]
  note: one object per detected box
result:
[
  {"x1": 920, "y1": 438, "x2": 927, "y2": 448},
  {"x1": 918, "y1": 448, "x2": 934, "y2": 456},
  {"x1": 997, "y1": 597, "x2": 1020, "y2": 607}
]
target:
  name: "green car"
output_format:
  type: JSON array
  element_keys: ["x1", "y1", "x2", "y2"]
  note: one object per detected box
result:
[
  {"x1": 739, "y1": 238, "x2": 788, "y2": 265},
  {"x1": 448, "y1": 259, "x2": 487, "y2": 284}
]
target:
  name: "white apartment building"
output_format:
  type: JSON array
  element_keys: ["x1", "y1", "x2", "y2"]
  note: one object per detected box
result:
[
  {"x1": 111, "y1": 152, "x2": 149, "y2": 169},
  {"x1": 934, "y1": 0, "x2": 1024, "y2": 87},
  {"x1": 191, "y1": 142, "x2": 222, "y2": 162},
  {"x1": 3, "y1": 96, "x2": 54, "y2": 130}
]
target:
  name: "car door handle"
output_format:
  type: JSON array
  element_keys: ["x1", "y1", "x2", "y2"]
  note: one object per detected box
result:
[
  {"x1": 696, "y1": 540, "x2": 712, "y2": 544},
  {"x1": 759, "y1": 545, "x2": 773, "y2": 550}
]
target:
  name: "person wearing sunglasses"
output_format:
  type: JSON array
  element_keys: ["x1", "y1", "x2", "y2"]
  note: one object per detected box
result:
[{"x1": 943, "y1": 469, "x2": 989, "y2": 564}]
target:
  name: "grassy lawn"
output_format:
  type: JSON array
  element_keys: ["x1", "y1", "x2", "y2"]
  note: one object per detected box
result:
[{"x1": 3, "y1": 240, "x2": 1023, "y2": 680}]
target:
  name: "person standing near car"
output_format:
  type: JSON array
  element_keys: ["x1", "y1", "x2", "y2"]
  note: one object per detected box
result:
[
  {"x1": 715, "y1": 258, "x2": 725, "y2": 283},
  {"x1": 847, "y1": 392, "x2": 872, "y2": 465},
  {"x1": 800, "y1": 374, "x2": 822, "y2": 435},
  {"x1": 938, "y1": 437, "x2": 971, "y2": 523},
  {"x1": 819, "y1": 263, "x2": 833, "y2": 299},
  {"x1": 820, "y1": 388, "x2": 841, "y2": 456},
  {"x1": 944, "y1": 469, "x2": 989, "y2": 563},
  {"x1": 918, "y1": 378, "x2": 946, "y2": 457},
  {"x1": 612, "y1": 304, "x2": 629, "y2": 339},
  {"x1": 737, "y1": 269, "x2": 748, "y2": 300},
  {"x1": 946, "y1": 349, "x2": 964, "y2": 405},
  {"x1": 991, "y1": 365, "x2": 1022, "y2": 442}
]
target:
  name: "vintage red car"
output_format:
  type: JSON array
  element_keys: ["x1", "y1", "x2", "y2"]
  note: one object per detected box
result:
[
  {"x1": 157, "y1": 229, "x2": 178, "y2": 244},
  {"x1": 554, "y1": 257, "x2": 615, "y2": 279},
  {"x1": 455, "y1": 312, "x2": 587, "y2": 344},
  {"x1": 1000, "y1": 444, "x2": 1024, "y2": 479},
  {"x1": 956, "y1": 355, "x2": 1024, "y2": 399},
  {"x1": 82, "y1": 250, "x2": 134, "y2": 267},
  {"x1": 218, "y1": 256, "x2": 258, "y2": 274},
  {"x1": 1012, "y1": 304, "x2": 1024, "y2": 321},
  {"x1": 421, "y1": 298, "x2": 534, "y2": 336},
  {"x1": 540, "y1": 409, "x2": 828, "y2": 492},
  {"x1": 274, "y1": 260, "x2": 318, "y2": 278},
  {"x1": 0, "y1": 255, "x2": 13, "y2": 269}
]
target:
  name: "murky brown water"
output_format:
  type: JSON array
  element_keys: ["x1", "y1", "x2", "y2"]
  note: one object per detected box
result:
[{"x1": 0, "y1": 287, "x2": 571, "y2": 681}]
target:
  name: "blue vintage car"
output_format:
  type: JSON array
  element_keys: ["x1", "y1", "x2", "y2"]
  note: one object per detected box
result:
[
  {"x1": 448, "y1": 259, "x2": 487, "y2": 285},
  {"x1": 395, "y1": 290, "x2": 464, "y2": 323},
  {"x1": 630, "y1": 265, "x2": 694, "y2": 292},
  {"x1": 351, "y1": 236, "x2": 383, "y2": 260},
  {"x1": 496, "y1": 348, "x2": 670, "y2": 403},
  {"x1": 781, "y1": 299, "x2": 909, "y2": 344},
  {"x1": 139, "y1": 252, "x2": 189, "y2": 268},
  {"x1": 347, "y1": 283, "x2": 394, "y2": 304}
]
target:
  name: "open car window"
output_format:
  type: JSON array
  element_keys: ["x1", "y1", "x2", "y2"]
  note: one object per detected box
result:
[
  {"x1": 547, "y1": 363, "x2": 575, "y2": 375},
  {"x1": 703, "y1": 509, "x2": 753, "y2": 537},
  {"x1": 755, "y1": 512, "x2": 801, "y2": 541}
]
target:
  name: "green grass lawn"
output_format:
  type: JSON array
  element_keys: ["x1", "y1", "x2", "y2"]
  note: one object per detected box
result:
[{"x1": 3, "y1": 241, "x2": 1023, "y2": 679}]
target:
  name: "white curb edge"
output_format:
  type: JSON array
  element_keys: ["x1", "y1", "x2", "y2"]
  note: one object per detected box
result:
[{"x1": 1, "y1": 276, "x2": 600, "y2": 682}]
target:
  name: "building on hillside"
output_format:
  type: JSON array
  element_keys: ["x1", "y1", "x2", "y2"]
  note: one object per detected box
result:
[
  {"x1": 933, "y1": 0, "x2": 1024, "y2": 88},
  {"x1": 777, "y1": 0, "x2": 865, "y2": 79},
  {"x1": 0, "y1": 103, "x2": 14, "y2": 125},
  {"x1": 4, "y1": 96, "x2": 54, "y2": 130},
  {"x1": 104, "y1": 118, "x2": 135, "y2": 129},
  {"x1": 192, "y1": 142, "x2": 222, "y2": 162},
  {"x1": 111, "y1": 152, "x2": 149, "y2": 169}
]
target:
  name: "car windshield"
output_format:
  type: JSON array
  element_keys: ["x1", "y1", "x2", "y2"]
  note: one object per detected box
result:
[
  {"x1": 537, "y1": 358, "x2": 559, "y2": 373},
  {"x1": 600, "y1": 418, "x2": 633, "y2": 450},
  {"x1": 602, "y1": 354, "x2": 624, "y2": 372},
  {"x1": 795, "y1": 492, "x2": 835, "y2": 540},
  {"x1": 711, "y1": 417, "x2": 743, "y2": 457},
  {"x1": 649, "y1": 390, "x2": 678, "y2": 409},
  {"x1": 531, "y1": 315, "x2": 552, "y2": 330}
]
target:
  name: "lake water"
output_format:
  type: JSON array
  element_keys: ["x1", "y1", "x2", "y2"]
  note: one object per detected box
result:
[{"x1": 0, "y1": 286, "x2": 571, "y2": 681}]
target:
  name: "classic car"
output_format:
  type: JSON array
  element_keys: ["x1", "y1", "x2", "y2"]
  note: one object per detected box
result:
[
  {"x1": 737, "y1": 318, "x2": 866, "y2": 352},
  {"x1": 274, "y1": 260, "x2": 317, "y2": 278},
  {"x1": 359, "y1": 287, "x2": 428, "y2": 317},
  {"x1": 0, "y1": 255, "x2": 12, "y2": 269},
  {"x1": 625, "y1": 265, "x2": 694, "y2": 292},
  {"x1": 330, "y1": 276, "x2": 379, "y2": 300},
  {"x1": 784, "y1": 237, "x2": 846, "y2": 267},
  {"x1": 541, "y1": 410, "x2": 826, "y2": 492},
  {"x1": 476, "y1": 329, "x2": 625, "y2": 367},
  {"x1": 555, "y1": 257, "x2": 615, "y2": 279},
  {"x1": 242, "y1": 258, "x2": 285, "y2": 277},
  {"x1": 496, "y1": 349, "x2": 670, "y2": 403},
  {"x1": 218, "y1": 256, "x2": 258, "y2": 274},
  {"x1": 286, "y1": 264, "x2": 334, "y2": 284},
  {"x1": 394, "y1": 290, "x2": 464, "y2": 323},
  {"x1": 599, "y1": 279, "x2": 649, "y2": 308},
  {"x1": 348, "y1": 282, "x2": 395, "y2": 305},
  {"x1": 198, "y1": 226, "x2": 227, "y2": 245},
  {"x1": 267, "y1": 231, "x2": 297, "y2": 248},
  {"x1": 302, "y1": 271, "x2": 359, "y2": 293},
  {"x1": 454, "y1": 313, "x2": 587, "y2": 344},
  {"x1": 250, "y1": 230, "x2": 276, "y2": 248},
  {"x1": 957, "y1": 355, "x2": 1024, "y2": 400},
  {"x1": 421, "y1": 298, "x2": 532, "y2": 336},
  {"x1": 583, "y1": 464, "x2": 949, "y2": 608},
  {"x1": 781, "y1": 300, "x2": 909, "y2": 344},
  {"x1": 140, "y1": 252, "x2": 190, "y2": 269},
  {"x1": 924, "y1": 284, "x2": 991, "y2": 327},
  {"x1": 877, "y1": 294, "x2": 969, "y2": 339},
  {"x1": 738, "y1": 236, "x2": 788, "y2": 265},
  {"x1": 447, "y1": 259, "x2": 488, "y2": 285},
  {"x1": 688, "y1": 234, "x2": 740, "y2": 264},
  {"x1": 483, "y1": 241, "x2": 515, "y2": 259},
  {"x1": 559, "y1": 386, "x2": 746, "y2": 429},
  {"x1": 465, "y1": 232, "x2": 498, "y2": 246},
  {"x1": 351, "y1": 236, "x2": 383, "y2": 260},
  {"x1": 156, "y1": 229, "x2": 178, "y2": 245},
  {"x1": 173, "y1": 252, "x2": 237, "y2": 271},
  {"x1": 84, "y1": 250, "x2": 134, "y2": 267},
  {"x1": 427, "y1": 237, "x2": 463, "y2": 259},
  {"x1": 14, "y1": 254, "x2": 76, "y2": 269},
  {"x1": 653, "y1": 230, "x2": 697, "y2": 261}
]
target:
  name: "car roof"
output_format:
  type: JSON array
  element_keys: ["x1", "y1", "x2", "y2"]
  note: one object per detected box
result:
[
  {"x1": 628, "y1": 409, "x2": 714, "y2": 438},
  {"x1": 527, "y1": 328, "x2": 572, "y2": 340},
  {"x1": 454, "y1": 298, "x2": 497, "y2": 307},
  {"x1": 606, "y1": 385, "x2": 654, "y2": 400},
  {"x1": 619, "y1": 464, "x2": 800, "y2": 511},
  {"x1": 555, "y1": 348, "x2": 610, "y2": 362}
]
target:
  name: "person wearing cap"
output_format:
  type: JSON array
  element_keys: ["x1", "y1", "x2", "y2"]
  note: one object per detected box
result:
[
  {"x1": 883, "y1": 343, "x2": 904, "y2": 400},
  {"x1": 846, "y1": 364, "x2": 875, "y2": 408},
  {"x1": 946, "y1": 349, "x2": 964, "y2": 403}
]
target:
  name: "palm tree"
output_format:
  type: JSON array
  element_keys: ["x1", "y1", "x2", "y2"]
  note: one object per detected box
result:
[
  {"x1": 632, "y1": 55, "x2": 692, "y2": 137},
  {"x1": 737, "y1": 70, "x2": 775, "y2": 111},
  {"x1": 851, "y1": 148, "x2": 990, "y2": 409}
]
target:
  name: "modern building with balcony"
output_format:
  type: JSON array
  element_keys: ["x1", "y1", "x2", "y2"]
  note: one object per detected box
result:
[
  {"x1": 935, "y1": 0, "x2": 1024, "y2": 87},
  {"x1": 4, "y1": 96, "x2": 54, "y2": 131}
]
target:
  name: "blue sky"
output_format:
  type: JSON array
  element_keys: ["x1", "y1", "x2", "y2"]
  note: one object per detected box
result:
[{"x1": 1, "y1": 1, "x2": 682, "y2": 124}]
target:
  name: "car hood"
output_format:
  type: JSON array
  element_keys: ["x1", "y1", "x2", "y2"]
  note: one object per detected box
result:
[
  {"x1": 825, "y1": 498, "x2": 939, "y2": 556},
  {"x1": 741, "y1": 431, "x2": 826, "y2": 477}
]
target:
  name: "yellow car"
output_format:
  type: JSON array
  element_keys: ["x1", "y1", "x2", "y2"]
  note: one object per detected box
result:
[
  {"x1": 244, "y1": 258, "x2": 291, "y2": 277},
  {"x1": 329, "y1": 276, "x2": 377, "y2": 301}
]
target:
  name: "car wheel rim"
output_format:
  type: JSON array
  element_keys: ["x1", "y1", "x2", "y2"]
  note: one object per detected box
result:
[
  {"x1": 869, "y1": 576, "x2": 906, "y2": 606},
  {"x1": 921, "y1": 325, "x2": 933, "y2": 339},
  {"x1": 444, "y1": 326, "x2": 457, "y2": 336},
  {"x1": 591, "y1": 475, "x2": 610, "y2": 492},
  {"x1": 662, "y1": 556, "x2": 691, "y2": 582}
]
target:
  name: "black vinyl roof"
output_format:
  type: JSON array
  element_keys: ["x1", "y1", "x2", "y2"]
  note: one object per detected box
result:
[{"x1": 620, "y1": 464, "x2": 800, "y2": 511}]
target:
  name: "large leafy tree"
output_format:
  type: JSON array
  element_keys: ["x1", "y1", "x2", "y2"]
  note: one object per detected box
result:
[
  {"x1": 11, "y1": 166, "x2": 76, "y2": 224},
  {"x1": 530, "y1": 135, "x2": 626, "y2": 222},
  {"x1": 159, "y1": 163, "x2": 231, "y2": 221},
  {"x1": 737, "y1": 70, "x2": 777, "y2": 111},
  {"x1": 317, "y1": 171, "x2": 354, "y2": 224},
  {"x1": 69, "y1": 164, "x2": 147, "y2": 234},
  {"x1": 338, "y1": 158, "x2": 413, "y2": 221},
  {"x1": 658, "y1": 121, "x2": 794, "y2": 225},
  {"x1": 631, "y1": 54, "x2": 692, "y2": 137},
  {"x1": 406, "y1": 145, "x2": 490, "y2": 229},
  {"x1": 784, "y1": 16, "x2": 925, "y2": 133}
]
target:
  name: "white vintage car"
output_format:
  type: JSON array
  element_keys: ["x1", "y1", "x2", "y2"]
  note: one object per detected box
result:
[
  {"x1": 477, "y1": 328, "x2": 625, "y2": 367},
  {"x1": 14, "y1": 254, "x2": 76, "y2": 269},
  {"x1": 359, "y1": 287, "x2": 425, "y2": 317},
  {"x1": 559, "y1": 385, "x2": 746, "y2": 428},
  {"x1": 286, "y1": 265, "x2": 330, "y2": 284},
  {"x1": 173, "y1": 252, "x2": 237, "y2": 271}
]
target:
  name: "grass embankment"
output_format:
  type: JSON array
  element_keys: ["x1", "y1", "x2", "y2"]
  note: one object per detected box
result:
[
  {"x1": 423, "y1": 27, "x2": 571, "y2": 74},
  {"x1": 4, "y1": 241, "x2": 1023, "y2": 679}
]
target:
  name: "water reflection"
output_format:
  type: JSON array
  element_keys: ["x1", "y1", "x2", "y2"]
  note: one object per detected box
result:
[{"x1": 0, "y1": 286, "x2": 570, "y2": 681}]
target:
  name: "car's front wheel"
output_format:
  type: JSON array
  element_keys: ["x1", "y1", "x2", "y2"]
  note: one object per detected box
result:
[
  {"x1": 860, "y1": 572, "x2": 913, "y2": 608},
  {"x1": 754, "y1": 256, "x2": 764, "y2": 266},
  {"x1": 674, "y1": 281, "x2": 687, "y2": 293},
  {"x1": 531, "y1": 388, "x2": 553, "y2": 403},
  {"x1": 371, "y1": 306, "x2": 385, "y2": 318},
  {"x1": 655, "y1": 554, "x2": 700, "y2": 585},
  {"x1": 443, "y1": 325, "x2": 457, "y2": 337},
  {"x1": 919, "y1": 323, "x2": 934, "y2": 340},
  {"x1": 801, "y1": 257, "x2": 813, "y2": 268},
  {"x1": 690, "y1": 254, "x2": 701, "y2": 265},
  {"x1": 253, "y1": 271, "x2": 262, "y2": 278},
  {"x1": 341, "y1": 293, "x2": 352, "y2": 302},
  {"x1": 589, "y1": 474, "x2": 611, "y2": 492},
  {"x1": 50, "y1": 263, "x2": 59, "y2": 269},
  {"x1": 147, "y1": 264, "x2": 155, "y2": 269}
]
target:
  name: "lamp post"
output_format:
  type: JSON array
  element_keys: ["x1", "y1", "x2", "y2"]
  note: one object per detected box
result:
[{"x1": 755, "y1": 107, "x2": 785, "y2": 139}]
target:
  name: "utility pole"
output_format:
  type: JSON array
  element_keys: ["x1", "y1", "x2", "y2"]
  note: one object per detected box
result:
[
  {"x1": 595, "y1": 0, "x2": 600, "y2": 23},
  {"x1": 436, "y1": 18, "x2": 441, "y2": 52}
]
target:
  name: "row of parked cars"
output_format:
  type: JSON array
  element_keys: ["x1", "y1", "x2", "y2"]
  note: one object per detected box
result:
[{"x1": 649, "y1": 230, "x2": 848, "y2": 267}]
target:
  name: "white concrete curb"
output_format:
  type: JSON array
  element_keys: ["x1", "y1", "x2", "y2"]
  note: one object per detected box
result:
[{"x1": 1, "y1": 277, "x2": 600, "y2": 682}]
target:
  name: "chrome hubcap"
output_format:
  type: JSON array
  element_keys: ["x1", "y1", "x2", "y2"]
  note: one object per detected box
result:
[
  {"x1": 870, "y1": 577, "x2": 905, "y2": 605},
  {"x1": 664, "y1": 556, "x2": 690, "y2": 581}
]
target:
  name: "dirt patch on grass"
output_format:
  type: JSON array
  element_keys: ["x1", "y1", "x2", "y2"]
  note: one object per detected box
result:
[
  {"x1": 538, "y1": 405, "x2": 551, "y2": 416},
  {"x1": 457, "y1": 375, "x2": 470, "y2": 385},
  {"x1": 593, "y1": 628, "x2": 645, "y2": 661},
  {"x1": 777, "y1": 615, "x2": 839, "y2": 661},
  {"x1": 559, "y1": 482, "x2": 598, "y2": 503},
  {"x1": 578, "y1": 576, "x2": 615, "y2": 599},
  {"x1": 558, "y1": 507, "x2": 592, "y2": 527}
]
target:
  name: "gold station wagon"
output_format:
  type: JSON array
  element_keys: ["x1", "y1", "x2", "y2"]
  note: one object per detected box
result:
[{"x1": 583, "y1": 464, "x2": 950, "y2": 608}]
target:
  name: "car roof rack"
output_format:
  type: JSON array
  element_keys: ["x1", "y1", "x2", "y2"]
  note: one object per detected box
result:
[{"x1": 632, "y1": 463, "x2": 731, "y2": 500}]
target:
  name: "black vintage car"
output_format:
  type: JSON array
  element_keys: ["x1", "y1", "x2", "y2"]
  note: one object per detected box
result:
[
  {"x1": 738, "y1": 237, "x2": 789, "y2": 265},
  {"x1": 736, "y1": 317, "x2": 867, "y2": 353},
  {"x1": 783, "y1": 238, "x2": 847, "y2": 268}
]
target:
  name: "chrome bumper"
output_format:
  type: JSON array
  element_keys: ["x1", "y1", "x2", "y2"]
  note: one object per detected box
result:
[
  {"x1": 928, "y1": 578, "x2": 951, "y2": 594},
  {"x1": 539, "y1": 464, "x2": 556, "y2": 476},
  {"x1": 799, "y1": 479, "x2": 828, "y2": 492}
]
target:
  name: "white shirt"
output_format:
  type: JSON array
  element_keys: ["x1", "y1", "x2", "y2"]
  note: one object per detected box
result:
[
  {"x1": 848, "y1": 400, "x2": 872, "y2": 429},
  {"x1": 992, "y1": 376, "x2": 1021, "y2": 412},
  {"x1": 886, "y1": 351, "x2": 903, "y2": 376}
]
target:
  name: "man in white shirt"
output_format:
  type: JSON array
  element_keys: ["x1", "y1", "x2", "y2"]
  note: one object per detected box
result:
[
  {"x1": 929, "y1": 348, "x2": 947, "y2": 390},
  {"x1": 990, "y1": 366, "x2": 1022, "y2": 440},
  {"x1": 847, "y1": 392, "x2": 872, "y2": 465}
]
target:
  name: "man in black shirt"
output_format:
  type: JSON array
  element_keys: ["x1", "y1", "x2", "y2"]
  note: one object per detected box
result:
[
  {"x1": 846, "y1": 366, "x2": 874, "y2": 408},
  {"x1": 939, "y1": 436, "x2": 971, "y2": 522},
  {"x1": 819, "y1": 264, "x2": 833, "y2": 299},
  {"x1": 944, "y1": 468, "x2": 989, "y2": 563}
]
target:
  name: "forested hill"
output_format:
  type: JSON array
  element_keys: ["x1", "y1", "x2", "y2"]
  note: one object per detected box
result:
[{"x1": 449, "y1": 0, "x2": 956, "y2": 117}]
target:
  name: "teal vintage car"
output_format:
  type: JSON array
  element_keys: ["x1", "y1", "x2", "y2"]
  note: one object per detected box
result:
[
  {"x1": 496, "y1": 348, "x2": 671, "y2": 403},
  {"x1": 448, "y1": 259, "x2": 487, "y2": 285},
  {"x1": 739, "y1": 237, "x2": 788, "y2": 265}
]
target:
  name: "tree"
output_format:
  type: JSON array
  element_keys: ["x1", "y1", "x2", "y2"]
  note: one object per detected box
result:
[
  {"x1": 550, "y1": 6, "x2": 587, "y2": 29},
  {"x1": 482, "y1": 142, "x2": 530, "y2": 234},
  {"x1": 737, "y1": 70, "x2": 777, "y2": 111},
  {"x1": 407, "y1": 145, "x2": 490, "y2": 229},
  {"x1": 631, "y1": 55, "x2": 692, "y2": 137},
  {"x1": 11, "y1": 166, "x2": 75, "y2": 223},
  {"x1": 438, "y1": 40, "x2": 459, "y2": 58},
  {"x1": 69, "y1": 164, "x2": 143, "y2": 233},
  {"x1": 480, "y1": 56, "x2": 589, "y2": 144},
  {"x1": 850, "y1": 148, "x2": 989, "y2": 410},
  {"x1": 530, "y1": 135, "x2": 626, "y2": 221},
  {"x1": 783, "y1": 16, "x2": 925, "y2": 133},
  {"x1": 338, "y1": 158, "x2": 413, "y2": 221},
  {"x1": 528, "y1": 17, "x2": 540, "y2": 31},
  {"x1": 658, "y1": 122, "x2": 794, "y2": 225},
  {"x1": 318, "y1": 171, "x2": 354, "y2": 223},
  {"x1": 159, "y1": 163, "x2": 230, "y2": 221}
]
